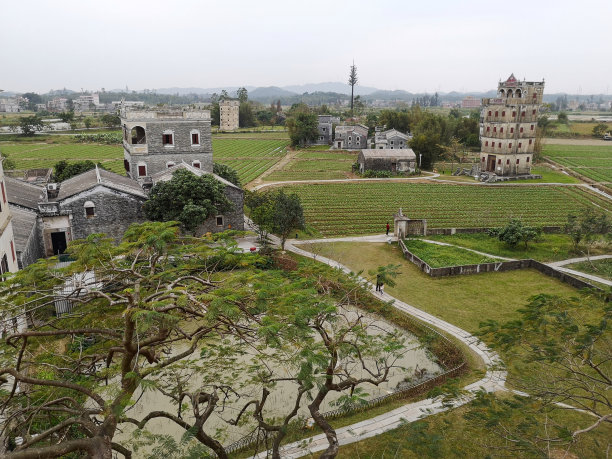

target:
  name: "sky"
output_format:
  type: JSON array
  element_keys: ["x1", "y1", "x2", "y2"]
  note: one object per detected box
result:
[{"x1": 1, "y1": 0, "x2": 611, "y2": 95}]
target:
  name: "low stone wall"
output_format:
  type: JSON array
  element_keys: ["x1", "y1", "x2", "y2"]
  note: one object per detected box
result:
[
  {"x1": 398, "y1": 240, "x2": 599, "y2": 290},
  {"x1": 425, "y1": 226, "x2": 562, "y2": 236}
]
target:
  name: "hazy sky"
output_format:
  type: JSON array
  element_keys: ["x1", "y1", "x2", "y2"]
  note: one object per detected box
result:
[{"x1": 2, "y1": 0, "x2": 611, "y2": 94}]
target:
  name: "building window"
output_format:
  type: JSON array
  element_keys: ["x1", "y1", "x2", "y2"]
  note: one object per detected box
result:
[
  {"x1": 497, "y1": 159, "x2": 501, "y2": 165},
  {"x1": 495, "y1": 111, "x2": 498, "y2": 117},
  {"x1": 509, "y1": 143, "x2": 512, "y2": 148},
  {"x1": 1, "y1": 182, "x2": 5, "y2": 203},
  {"x1": 498, "y1": 142, "x2": 501, "y2": 148},
  {"x1": 390, "y1": 140, "x2": 393, "y2": 145},
  {"x1": 124, "y1": 160, "x2": 130, "y2": 172},
  {"x1": 516, "y1": 159, "x2": 520, "y2": 164},
  {"x1": 526, "y1": 157, "x2": 530, "y2": 163},
  {"x1": 506, "y1": 159, "x2": 510, "y2": 165},
  {"x1": 84, "y1": 201, "x2": 95, "y2": 218},
  {"x1": 533, "y1": 93, "x2": 537, "y2": 98},
  {"x1": 520, "y1": 127, "x2": 524, "y2": 133},
  {"x1": 192, "y1": 161, "x2": 201, "y2": 169},
  {"x1": 502, "y1": 111, "x2": 505, "y2": 116},
  {"x1": 488, "y1": 111, "x2": 492, "y2": 116},
  {"x1": 510, "y1": 127, "x2": 514, "y2": 133},
  {"x1": 485, "y1": 141, "x2": 488, "y2": 146},
  {"x1": 529, "y1": 139, "x2": 533, "y2": 145},
  {"x1": 216, "y1": 216, "x2": 223, "y2": 226},
  {"x1": 322, "y1": 127, "x2": 326, "y2": 132},
  {"x1": 482, "y1": 157, "x2": 485, "y2": 162},
  {"x1": 162, "y1": 133, "x2": 174, "y2": 145},
  {"x1": 348, "y1": 136, "x2": 352, "y2": 141},
  {"x1": 512, "y1": 111, "x2": 516, "y2": 117},
  {"x1": 500, "y1": 127, "x2": 504, "y2": 133},
  {"x1": 486, "y1": 126, "x2": 490, "y2": 132},
  {"x1": 521, "y1": 111, "x2": 526, "y2": 117},
  {"x1": 518, "y1": 142, "x2": 522, "y2": 148},
  {"x1": 138, "y1": 164, "x2": 147, "y2": 177},
  {"x1": 166, "y1": 161, "x2": 175, "y2": 169},
  {"x1": 493, "y1": 127, "x2": 497, "y2": 133},
  {"x1": 532, "y1": 109, "x2": 536, "y2": 115},
  {"x1": 10, "y1": 241, "x2": 15, "y2": 262},
  {"x1": 530, "y1": 125, "x2": 534, "y2": 130},
  {"x1": 191, "y1": 132, "x2": 200, "y2": 145}
]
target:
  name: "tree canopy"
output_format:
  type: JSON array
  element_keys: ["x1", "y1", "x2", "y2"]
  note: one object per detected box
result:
[
  {"x1": 286, "y1": 110, "x2": 318, "y2": 147},
  {"x1": 143, "y1": 169, "x2": 233, "y2": 233},
  {"x1": 54, "y1": 160, "x2": 103, "y2": 182},
  {"x1": 212, "y1": 162, "x2": 241, "y2": 187}
]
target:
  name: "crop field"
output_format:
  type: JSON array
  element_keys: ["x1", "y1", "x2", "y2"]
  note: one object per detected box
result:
[
  {"x1": 0, "y1": 138, "x2": 289, "y2": 184},
  {"x1": 403, "y1": 239, "x2": 497, "y2": 267},
  {"x1": 285, "y1": 182, "x2": 612, "y2": 236},
  {"x1": 265, "y1": 150, "x2": 356, "y2": 181},
  {"x1": 542, "y1": 144, "x2": 612, "y2": 182}
]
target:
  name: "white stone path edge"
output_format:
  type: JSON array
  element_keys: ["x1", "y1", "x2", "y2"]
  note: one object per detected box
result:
[{"x1": 250, "y1": 237, "x2": 507, "y2": 458}]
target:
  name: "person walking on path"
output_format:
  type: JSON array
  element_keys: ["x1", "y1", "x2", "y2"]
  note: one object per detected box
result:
[
  {"x1": 386, "y1": 222, "x2": 390, "y2": 236},
  {"x1": 375, "y1": 274, "x2": 382, "y2": 292}
]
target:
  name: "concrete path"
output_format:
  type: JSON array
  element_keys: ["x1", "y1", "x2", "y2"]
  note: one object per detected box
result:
[
  {"x1": 549, "y1": 267, "x2": 612, "y2": 287},
  {"x1": 547, "y1": 254, "x2": 612, "y2": 267},
  {"x1": 249, "y1": 239, "x2": 506, "y2": 458},
  {"x1": 545, "y1": 254, "x2": 612, "y2": 287},
  {"x1": 250, "y1": 173, "x2": 440, "y2": 191}
]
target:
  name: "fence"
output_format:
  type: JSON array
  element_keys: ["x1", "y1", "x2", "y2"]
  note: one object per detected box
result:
[{"x1": 398, "y1": 240, "x2": 600, "y2": 290}]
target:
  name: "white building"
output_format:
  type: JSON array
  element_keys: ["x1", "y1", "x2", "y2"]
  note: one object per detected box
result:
[
  {"x1": 73, "y1": 93, "x2": 101, "y2": 112},
  {"x1": 219, "y1": 100, "x2": 240, "y2": 131},
  {"x1": 0, "y1": 159, "x2": 19, "y2": 275}
]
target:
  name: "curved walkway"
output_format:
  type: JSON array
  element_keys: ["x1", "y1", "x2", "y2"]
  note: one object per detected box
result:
[{"x1": 250, "y1": 235, "x2": 506, "y2": 458}]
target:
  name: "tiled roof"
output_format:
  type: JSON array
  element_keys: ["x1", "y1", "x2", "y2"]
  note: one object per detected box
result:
[
  {"x1": 56, "y1": 167, "x2": 146, "y2": 200},
  {"x1": 360, "y1": 148, "x2": 416, "y2": 159},
  {"x1": 4, "y1": 176, "x2": 45, "y2": 210},
  {"x1": 9, "y1": 205, "x2": 38, "y2": 252},
  {"x1": 150, "y1": 162, "x2": 241, "y2": 190}
]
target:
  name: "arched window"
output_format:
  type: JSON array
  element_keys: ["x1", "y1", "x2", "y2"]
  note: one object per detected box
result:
[
  {"x1": 192, "y1": 160, "x2": 201, "y2": 169},
  {"x1": 84, "y1": 201, "x2": 95, "y2": 218},
  {"x1": 515, "y1": 89, "x2": 522, "y2": 98},
  {"x1": 499, "y1": 89, "x2": 505, "y2": 96},
  {"x1": 130, "y1": 126, "x2": 146, "y2": 144},
  {"x1": 507, "y1": 89, "x2": 513, "y2": 98},
  {"x1": 166, "y1": 161, "x2": 176, "y2": 169}
]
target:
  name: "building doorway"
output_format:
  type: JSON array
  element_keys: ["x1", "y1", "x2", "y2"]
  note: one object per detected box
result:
[
  {"x1": 486, "y1": 155, "x2": 497, "y2": 172},
  {"x1": 51, "y1": 232, "x2": 67, "y2": 255},
  {"x1": 337, "y1": 141, "x2": 342, "y2": 148}
]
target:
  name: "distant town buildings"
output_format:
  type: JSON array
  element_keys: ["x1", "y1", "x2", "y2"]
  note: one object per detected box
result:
[
  {"x1": 316, "y1": 115, "x2": 339, "y2": 145},
  {"x1": 219, "y1": 100, "x2": 240, "y2": 131},
  {"x1": 0, "y1": 98, "x2": 23, "y2": 113},
  {"x1": 461, "y1": 96, "x2": 481, "y2": 109},
  {"x1": 47, "y1": 98, "x2": 69, "y2": 112},
  {"x1": 333, "y1": 124, "x2": 368, "y2": 150},
  {"x1": 73, "y1": 93, "x2": 101, "y2": 112},
  {"x1": 480, "y1": 73, "x2": 544, "y2": 178}
]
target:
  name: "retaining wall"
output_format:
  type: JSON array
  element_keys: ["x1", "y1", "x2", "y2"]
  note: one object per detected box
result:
[{"x1": 398, "y1": 240, "x2": 599, "y2": 290}]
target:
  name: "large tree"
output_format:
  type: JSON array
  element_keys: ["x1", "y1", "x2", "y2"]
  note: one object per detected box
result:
[
  {"x1": 19, "y1": 115, "x2": 44, "y2": 136},
  {"x1": 143, "y1": 169, "x2": 233, "y2": 233},
  {"x1": 286, "y1": 111, "x2": 318, "y2": 147}
]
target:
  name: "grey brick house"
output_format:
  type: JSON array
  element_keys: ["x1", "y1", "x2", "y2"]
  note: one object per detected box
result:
[
  {"x1": 333, "y1": 124, "x2": 368, "y2": 150},
  {"x1": 316, "y1": 115, "x2": 340, "y2": 145},
  {"x1": 373, "y1": 128, "x2": 411, "y2": 149}
]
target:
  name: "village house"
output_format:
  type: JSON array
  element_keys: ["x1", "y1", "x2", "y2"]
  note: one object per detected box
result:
[
  {"x1": 357, "y1": 149, "x2": 416, "y2": 174},
  {"x1": 0, "y1": 161, "x2": 19, "y2": 275},
  {"x1": 316, "y1": 115, "x2": 339, "y2": 145},
  {"x1": 372, "y1": 128, "x2": 411, "y2": 149},
  {"x1": 480, "y1": 74, "x2": 544, "y2": 179},
  {"x1": 333, "y1": 124, "x2": 368, "y2": 150}
]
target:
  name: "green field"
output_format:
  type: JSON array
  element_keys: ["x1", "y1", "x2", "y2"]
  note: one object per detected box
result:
[
  {"x1": 403, "y1": 239, "x2": 497, "y2": 267},
  {"x1": 0, "y1": 137, "x2": 289, "y2": 184},
  {"x1": 285, "y1": 182, "x2": 612, "y2": 236},
  {"x1": 542, "y1": 144, "x2": 612, "y2": 182},
  {"x1": 265, "y1": 150, "x2": 357, "y2": 181}
]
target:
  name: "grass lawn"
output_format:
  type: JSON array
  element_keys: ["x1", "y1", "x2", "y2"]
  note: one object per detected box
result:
[
  {"x1": 334, "y1": 393, "x2": 611, "y2": 459},
  {"x1": 566, "y1": 257, "x2": 612, "y2": 281},
  {"x1": 542, "y1": 143, "x2": 612, "y2": 183},
  {"x1": 421, "y1": 232, "x2": 611, "y2": 262},
  {"x1": 403, "y1": 239, "x2": 497, "y2": 267},
  {"x1": 529, "y1": 165, "x2": 582, "y2": 183}
]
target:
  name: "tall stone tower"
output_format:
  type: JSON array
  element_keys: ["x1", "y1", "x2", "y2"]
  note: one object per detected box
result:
[
  {"x1": 121, "y1": 107, "x2": 213, "y2": 180},
  {"x1": 219, "y1": 100, "x2": 239, "y2": 131},
  {"x1": 480, "y1": 74, "x2": 544, "y2": 177}
]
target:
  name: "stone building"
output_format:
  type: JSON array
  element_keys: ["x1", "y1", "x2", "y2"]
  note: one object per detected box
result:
[
  {"x1": 373, "y1": 128, "x2": 410, "y2": 149},
  {"x1": 121, "y1": 107, "x2": 213, "y2": 180},
  {"x1": 316, "y1": 115, "x2": 340, "y2": 145},
  {"x1": 333, "y1": 124, "x2": 368, "y2": 150},
  {"x1": 150, "y1": 162, "x2": 244, "y2": 233},
  {"x1": 357, "y1": 149, "x2": 416, "y2": 174},
  {"x1": 480, "y1": 74, "x2": 544, "y2": 177},
  {"x1": 0, "y1": 160, "x2": 19, "y2": 275},
  {"x1": 220, "y1": 100, "x2": 240, "y2": 131}
]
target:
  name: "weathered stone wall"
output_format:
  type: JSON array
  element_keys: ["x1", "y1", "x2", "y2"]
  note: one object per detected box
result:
[
  {"x1": 17, "y1": 215, "x2": 43, "y2": 269},
  {"x1": 126, "y1": 151, "x2": 213, "y2": 178},
  {"x1": 196, "y1": 185, "x2": 244, "y2": 234},
  {"x1": 362, "y1": 157, "x2": 415, "y2": 172},
  {"x1": 60, "y1": 187, "x2": 146, "y2": 242}
]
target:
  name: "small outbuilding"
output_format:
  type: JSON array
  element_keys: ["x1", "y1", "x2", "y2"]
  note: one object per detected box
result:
[{"x1": 357, "y1": 149, "x2": 417, "y2": 174}]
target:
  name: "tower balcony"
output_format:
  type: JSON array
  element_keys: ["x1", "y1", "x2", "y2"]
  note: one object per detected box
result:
[{"x1": 123, "y1": 140, "x2": 148, "y2": 155}]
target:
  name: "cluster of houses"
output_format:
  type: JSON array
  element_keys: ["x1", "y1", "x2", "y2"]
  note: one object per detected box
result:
[{"x1": 316, "y1": 115, "x2": 417, "y2": 174}]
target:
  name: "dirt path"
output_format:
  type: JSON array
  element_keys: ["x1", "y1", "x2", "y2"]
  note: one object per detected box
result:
[
  {"x1": 543, "y1": 138, "x2": 612, "y2": 146},
  {"x1": 245, "y1": 150, "x2": 297, "y2": 190}
]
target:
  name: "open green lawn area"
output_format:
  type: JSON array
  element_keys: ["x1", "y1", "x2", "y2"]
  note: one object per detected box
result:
[
  {"x1": 421, "y1": 232, "x2": 611, "y2": 262},
  {"x1": 265, "y1": 150, "x2": 357, "y2": 181},
  {"x1": 403, "y1": 239, "x2": 497, "y2": 267},
  {"x1": 334, "y1": 393, "x2": 611, "y2": 459},
  {"x1": 566, "y1": 257, "x2": 612, "y2": 281},
  {"x1": 286, "y1": 182, "x2": 612, "y2": 237},
  {"x1": 542, "y1": 143, "x2": 612, "y2": 183},
  {"x1": 300, "y1": 242, "x2": 612, "y2": 458},
  {"x1": 0, "y1": 136, "x2": 289, "y2": 184}
]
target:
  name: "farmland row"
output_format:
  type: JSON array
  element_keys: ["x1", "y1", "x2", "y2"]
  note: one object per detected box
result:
[{"x1": 283, "y1": 182, "x2": 612, "y2": 236}]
